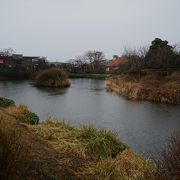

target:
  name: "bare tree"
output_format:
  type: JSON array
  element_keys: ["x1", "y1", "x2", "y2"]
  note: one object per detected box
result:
[
  {"x1": 122, "y1": 46, "x2": 147, "y2": 70},
  {"x1": 0, "y1": 48, "x2": 15, "y2": 56},
  {"x1": 84, "y1": 50, "x2": 106, "y2": 72}
]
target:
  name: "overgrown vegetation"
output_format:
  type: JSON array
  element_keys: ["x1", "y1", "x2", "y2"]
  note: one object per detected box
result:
[
  {"x1": 121, "y1": 38, "x2": 180, "y2": 71},
  {"x1": 81, "y1": 149, "x2": 159, "y2": 179},
  {"x1": 6, "y1": 105, "x2": 39, "y2": 124},
  {"x1": 107, "y1": 70, "x2": 180, "y2": 104},
  {"x1": 0, "y1": 97, "x2": 15, "y2": 108},
  {"x1": 35, "y1": 68, "x2": 70, "y2": 87},
  {"x1": 157, "y1": 132, "x2": 180, "y2": 180},
  {"x1": 0, "y1": 106, "x2": 178, "y2": 179},
  {"x1": 29, "y1": 121, "x2": 127, "y2": 160}
]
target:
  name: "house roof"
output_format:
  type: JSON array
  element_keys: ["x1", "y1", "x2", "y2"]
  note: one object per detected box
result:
[{"x1": 106, "y1": 57, "x2": 126, "y2": 67}]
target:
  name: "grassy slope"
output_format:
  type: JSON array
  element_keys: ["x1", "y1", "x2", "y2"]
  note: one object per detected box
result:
[
  {"x1": 0, "y1": 107, "x2": 160, "y2": 179},
  {"x1": 106, "y1": 70, "x2": 180, "y2": 104},
  {"x1": 0, "y1": 108, "x2": 87, "y2": 179}
]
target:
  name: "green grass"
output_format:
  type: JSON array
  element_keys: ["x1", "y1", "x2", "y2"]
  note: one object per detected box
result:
[
  {"x1": 29, "y1": 121, "x2": 127, "y2": 160},
  {"x1": 0, "y1": 97, "x2": 15, "y2": 108}
]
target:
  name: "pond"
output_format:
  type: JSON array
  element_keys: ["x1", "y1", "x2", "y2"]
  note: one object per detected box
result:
[{"x1": 0, "y1": 79, "x2": 179, "y2": 157}]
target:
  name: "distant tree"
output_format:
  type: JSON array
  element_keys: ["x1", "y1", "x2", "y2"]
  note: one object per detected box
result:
[
  {"x1": 122, "y1": 46, "x2": 148, "y2": 70},
  {"x1": 172, "y1": 44, "x2": 180, "y2": 68},
  {"x1": 145, "y1": 38, "x2": 175, "y2": 68},
  {"x1": 0, "y1": 48, "x2": 15, "y2": 56},
  {"x1": 84, "y1": 50, "x2": 106, "y2": 72},
  {"x1": 69, "y1": 51, "x2": 106, "y2": 73}
]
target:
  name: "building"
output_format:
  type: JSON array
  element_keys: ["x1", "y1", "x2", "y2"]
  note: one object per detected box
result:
[
  {"x1": 0, "y1": 54, "x2": 48, "y2": 71},
  {"x1": 106, "y1": 56, "x2": 126, "y2": 72}
]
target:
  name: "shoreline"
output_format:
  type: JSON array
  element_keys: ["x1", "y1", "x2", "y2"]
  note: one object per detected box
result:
[{"x1": 106, "y1": 70, "x2": 180, "y2": 105}]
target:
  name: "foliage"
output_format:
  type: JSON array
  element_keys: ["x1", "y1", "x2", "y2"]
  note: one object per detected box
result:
[
  {"x1": 25, "y1": 111, "x2": 39, "y2": 125},
  {"x1": 68, "y1": 50, "x2": 107, "y2": 73},
  {"x1": 107, "y1": 70, "x2": 180, "y2": 104},
  {"x1": 6, "y1": 105, "x2": 39, "y2": 125},
  {"x1": 29, "y1": 121, "x2": 127, "y2": 160},
  {"x1": 81, "y1": 150, "x2": 159, "y2": 180},
  {"x1": 0, "y1": 97, "x2": 15, "y2": 108},
  {"x1": 77, "y1": 126, "x2": 127, "y2": 160},
  {"x1": 145, "y1": 38, "x2": 175, "y2": 68},
  {"x1": 0, "y1": 108, "x2": 166, "y2": 179},
  {"x1": 120, "y1": 38, "x2": 180, "y2": 71},
  {"x1": 35, "y1": 68, "x2": 70, "y2": 87},
  {"x1": 0, "y1": 109, "x2": 85, "y2": 179}
]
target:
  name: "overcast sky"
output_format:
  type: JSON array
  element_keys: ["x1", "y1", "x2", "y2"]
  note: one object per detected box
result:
[{"x1": 0, "y1": 0, "x2": 179, "y2": 61}]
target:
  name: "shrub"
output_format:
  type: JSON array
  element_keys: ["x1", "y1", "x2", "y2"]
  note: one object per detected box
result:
[
  {"x1": 0, "y1": 97, "x2": 15, "y2": 108},
  {"x1": 35, "y1": 68, "x2": 70, "y2": 88},
  {"x1": 77, "y1": 126, "x2": 127, "y2": 160},
  {"x1": 25, "y1": 111, "x2": 39, "y2": 125},
  {"x1": 6, "y1": 105, "x2": 39, "y2": 125}
]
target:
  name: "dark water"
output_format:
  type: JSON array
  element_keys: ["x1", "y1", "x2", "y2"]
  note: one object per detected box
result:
[{"x1": 0, "y1": 79, "x2": 179, "y2": 156}]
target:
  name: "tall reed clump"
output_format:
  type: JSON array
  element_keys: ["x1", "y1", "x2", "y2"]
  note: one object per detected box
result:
[
  {"x1": 35, "y1": 68, "x2": 70, "y2": 88},
  {"x1": 0, "y1": 97, "x2": 15, "y2": 108}
]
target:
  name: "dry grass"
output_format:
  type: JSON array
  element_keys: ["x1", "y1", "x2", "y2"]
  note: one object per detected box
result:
[
  {"x1": 6, "y1": 105, "x2": 39, "y2": 124},
  {"x1": 29, "y1": 121, "x2": 127, "y2": 160},
  {"x1": 6, "y1": 105, "x2": 28, "y2": 122},
  {"x1": 106, "y1": 70, "x2": 180, "y2": 104},
  {"x1": 80, "y1": 150, "x2": 159, "y2": 180},
  {"x1": 0, "y1": 108, "x2": 167, "y2": 179},
  {"x1": 0, "y1": 109, "x2": 87, "y2": 179},
  {"x1": 158, "y1": 132, "x2": 180, "y2": 180}
]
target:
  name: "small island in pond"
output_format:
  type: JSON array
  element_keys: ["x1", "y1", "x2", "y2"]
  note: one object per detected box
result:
[{"x1": 34, "y1": 68, "x2": 70, "y2": 88}]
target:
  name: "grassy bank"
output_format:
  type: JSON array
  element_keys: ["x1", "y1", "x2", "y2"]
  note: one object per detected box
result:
[
  {"x1": 0, "y1": 104, "x2": 166, "y2": 179},
  {"x1": 106, "y1": 70, "x2": 180, "y2": 104}
]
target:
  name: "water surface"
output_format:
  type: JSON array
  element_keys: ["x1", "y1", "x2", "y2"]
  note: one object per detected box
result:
[{"x1": 0, "y1": 79, "x2": 179, "y2": 156}]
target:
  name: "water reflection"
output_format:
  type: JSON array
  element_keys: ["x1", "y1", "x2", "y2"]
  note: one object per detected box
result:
[{"x1": 35, "y1": 86, "x2": 68, "y2": 96}]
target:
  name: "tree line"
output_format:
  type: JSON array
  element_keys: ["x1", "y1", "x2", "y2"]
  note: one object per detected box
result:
[{"x1": 121, "y1": 38, "x2": 180, "y2": 70}]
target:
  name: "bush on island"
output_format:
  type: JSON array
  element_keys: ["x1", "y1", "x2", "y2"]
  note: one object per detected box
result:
[
  {"x1": 0, "y1": 97, "x2": 15, "y2": 108},
  {"x1": 35, "y1": 68, "x2": 70, "y2": 88}
]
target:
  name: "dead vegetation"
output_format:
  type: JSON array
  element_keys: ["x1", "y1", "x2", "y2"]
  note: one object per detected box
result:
[
  {"x1": 0, "y1": 109, "x2": 87, "y2": 179},
  {"x1": 0, "y1": 106, "x2": 178, "y2": 179},
  {"x1": 106, "y1": 70, "x2": 180, "y2": 104}
]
